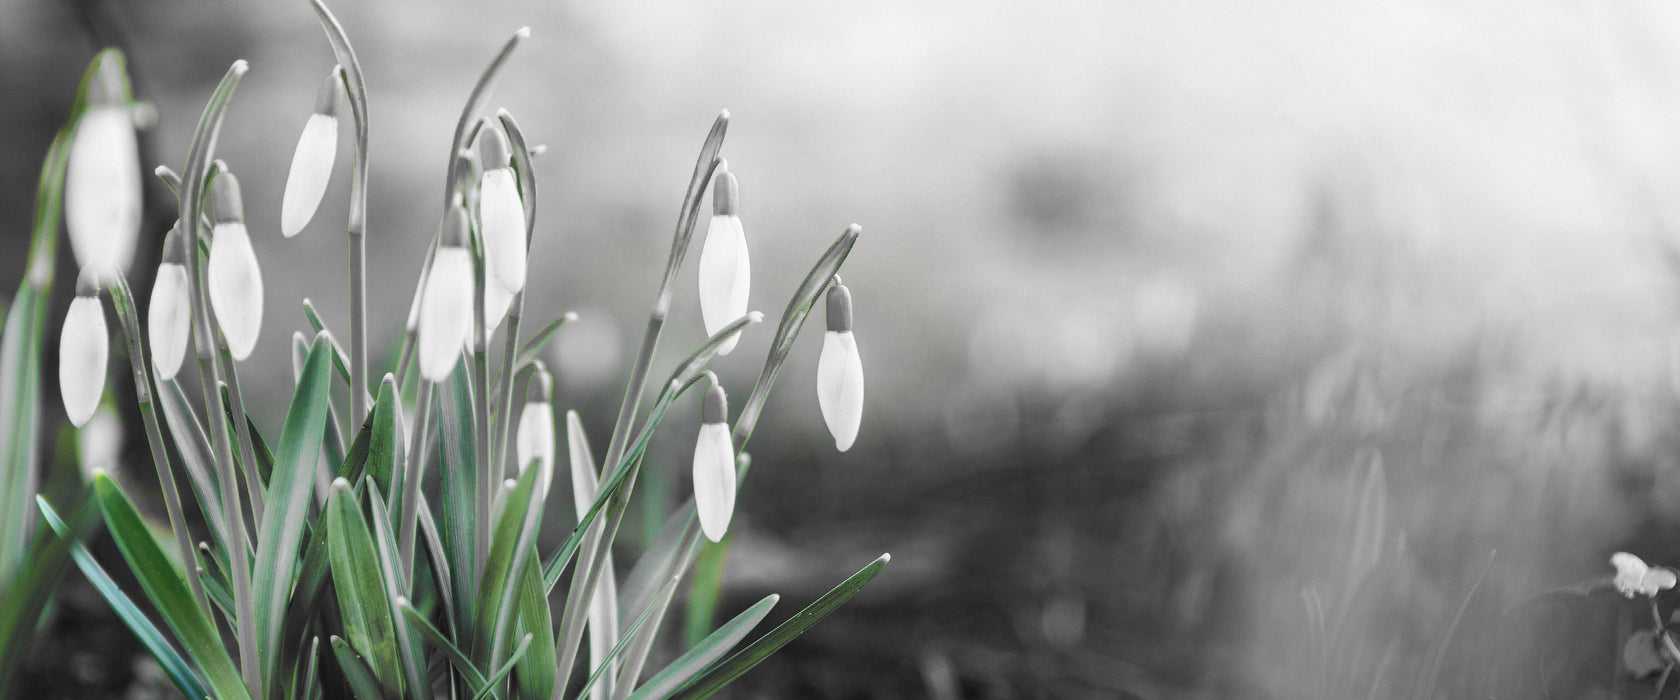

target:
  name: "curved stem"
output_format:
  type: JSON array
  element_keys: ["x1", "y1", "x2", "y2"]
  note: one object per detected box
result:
[
  {"x1": 106, "y1": 273, "x2": 208, "y2": 615},
  {"x1": 178, "y1": 60, "x2": 259, "y2": 698}
]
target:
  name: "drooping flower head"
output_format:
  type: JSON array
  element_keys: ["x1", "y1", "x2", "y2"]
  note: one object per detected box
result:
[
  {"x1": 817, "y1": 279, "x2": 864, "y2": 451},
  {"x1": 698, "y1": 161, "x2": 750, "y2": 355},
  {"x1": 66, "y1": 51, "x2": 141, "y2": 276},
  {"x1": 148, "y1": 224, "x2": 193, "y2": 379},
  {"x1": 281, "y1": 67, "x2": 343, "y2": 238},
  {"x1": 418, "y1": 205, "x2": 475, "y2": 383},
  {"x1": 206, "y1": 167, "x2": 265, "y2": 360},
  {"x1": 1612, "y1": 552, "x2": 1677, "y2": 598},
  {"x1": 515, "y1": 363, "x2": 555, "y2": 498},
  {"x1": 693, "y1": 383, "x2": 736, "y2": 542},
  {"x1": 61, "y1": 270, "x2": 109, "y2": 427},
  {"x1": 477, "y1": 125, "x2": 527, "y2": 295}
]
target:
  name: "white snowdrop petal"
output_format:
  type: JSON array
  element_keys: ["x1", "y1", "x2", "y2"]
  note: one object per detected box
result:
[
  {"x1": 65, "y1": 106, "x2": 141, "y2": 275},
  {"x1": 147, "y1": 263, "x2": 192, "y2": 379},
  {"x1": 60, "y1": 297, "x2": 109, "y2": 427},
  {"x1": 418, "y1": 248, "x2": 474, "y2": 382},
  {"x1": 77, "y1": 405, "x2": 123, "y2": 480},
  {"x1": 698, "y1": 215, "x2": 749, "y2": 355},
  {"x1": 692, "y1": 422, "x2": 736, "y2": 542},
  {"x1": 207, "y1": 222, "x2": 264, "y2": 360},
  {"x1": 817, "y1": 330, "x2": 865, "y2": 451},
  {"x1": 281, "y1": 114, "x2": 338, "y2": 238},
  {"x1": 516, "y1": 402, "x2": 555, "y2": 498},
  {"x1": 480, "y1": 169, "x2": 527, "y2": 292}
]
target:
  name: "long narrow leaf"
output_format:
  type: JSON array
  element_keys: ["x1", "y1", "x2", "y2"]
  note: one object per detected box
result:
[
  {"x1": 253, "y1": 333, "x2": 335, "y2": 686},
  {"x1": 325, "y1": 480, "x2": 403, "y2": 696},
  {"x1": 627, "y1": 594, "x2": 778, "y2": 700},
  {"x1": 668, "y1": 554, "x2": 890, "y2": 700},
  {"x1": 38, "y1": 498, "x2": 210, "y2": 700},
  {"x1": 329, "y1": 635, "x2": 386, "y2": 700},
  {"x1": 93, "y1": 472, "x2": 252, "y2": 699}
]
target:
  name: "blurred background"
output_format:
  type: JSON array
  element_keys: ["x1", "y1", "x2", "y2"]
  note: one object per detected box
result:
[{"x1": 11, "y1": 0, "x2": 1680, "y2": 697}]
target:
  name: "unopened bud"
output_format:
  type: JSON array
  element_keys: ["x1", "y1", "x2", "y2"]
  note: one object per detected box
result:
[
  {"x1": 697, "y1": 163, "x2": 750, "y2": 355},
  {"x1": 418, "y1": 219, "x2": 474, "y2": 382},
  {"x1": 148, "y1": 226, "x2": 193, "y2": 380},
  {"x1": 516, "y1": 401, "x2": 555, "y2": 498},
  {"x1": 60, "y1": 288, "x2": 109, "y2": 427},
  {"x1": 207, "y1": 175, "x2": 264, "y2": 360},
  {"x1": 478, "y1": 126, "x2": 527, "y2": 295},
  {"x1": 280, "y1": 69, "x2": 343, "y2": 238},
  {"x1": 693, "y1": 383, "x2": 735, "y2": 542},
  {"x1": 817, "y1": 282, "x2": 864, "y2": 451}
]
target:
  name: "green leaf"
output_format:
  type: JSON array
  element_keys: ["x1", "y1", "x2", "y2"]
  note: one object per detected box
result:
[
  {"x1": 472, "y1": 633, "x2": 533, "y2": 700},
  {"x1": 365, "y1": 378, "x2": 403, "y2": 507},
  {"x1": 325, "y1": 480, "x2": 403, "y2": 696},
  {"x1": 513, "y1": 548, "x2": 557, "y2": 699},
  {"x1": 628, "y1": 594, "x2": 779, "y2": 700},
  {"x1": 668, "y1": 554, "x2": 891, "y2": 699},
  {"x1": 329, "y1": 635, "x2": 388, "y2": 700},
  {"x1": 93, "y1": 472, "x2": 252, "y2": 699},
  {"x1": 158, "y1": 379, "x2": 232, "y2": 555},
  {"x1": 38, "y1": 497, "x2": 210, "y2": 700},
  {"x1": 438, "y1": 360, "x2": 479, "y2": 628},
  {"x1": 0, "y1": 507, "x2": 74, "y2": 696},
  {"x1": 399, "y1": 599, "x2": 489, "y2": 690},
  {"x1": 470, "y1": 453, "x2": 546, "y2": 680},
  {"x1": 253, "y1": 334, "x2": 335, "y2": 686},
  {"x1": 367, "y1": 490, "x2": 430, "y2": 700},
  {"x1": 0, "y1": 284, "x2": 46, "y2": 577}
]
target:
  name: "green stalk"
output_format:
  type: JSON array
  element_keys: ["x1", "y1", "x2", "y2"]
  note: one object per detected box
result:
[
  {"x1": 178, "y1": 60, "x2": 260, "y2": 698},
  {"x1": 554, "y1": 111, "x2": 727, "y2": 698},
  {"x1": 308, "y1": 0, "x2": 372, "y2": 428},
  {"x1": 106, "y1": 272, "x2": 208, "y2": 615},
  {"x1": 491, "y1": 109, "x2": 537, "y2": 491}
]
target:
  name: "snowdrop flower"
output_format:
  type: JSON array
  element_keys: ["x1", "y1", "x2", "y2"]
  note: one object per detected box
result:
[
  {"x1": 817, "y1": 280, "x2": 864, "y2": 451},
  {"x1": 515, "y1": 365, "x2": 555, "y2": 498},
  {"x1": 60, "y1": 272, "x2": 109, "y2": 428},
  {"x1": 65, "y1": 53, "x2": 140, "y2": 275},
  {"x1": 1612, "y1": 552, "x2": 1677, "y2": 598},
  {"x1": 418, "y1": 206, "x2": 475, "y2": 383},
  {"x1": 698, "y1": 162, "x2": 749, "y2": 355},
  {"x1": 693, "y1": 383, "x2": 736, "y2": 542},
  {"x1": 206, "y1": 170, "x2": 264, "y2": 360},
  {"x1": 477, "y1": 126, "x2": 527, "y2": 294},
  {"x1": 147, "y1": 225, "x2": 192, "y2": 380},
  {"x1": 280, "y1": 68, "x2": 342, "y2": 238}
]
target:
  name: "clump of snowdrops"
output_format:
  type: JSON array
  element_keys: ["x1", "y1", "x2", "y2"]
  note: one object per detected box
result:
[{"x1": 17, "y1": 3, "x2": 887, "y2": 698}]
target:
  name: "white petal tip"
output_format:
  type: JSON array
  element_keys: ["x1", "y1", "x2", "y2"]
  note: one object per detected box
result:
[{"x1": 878, "y1": 553, "x2": 892, "y2": 564}]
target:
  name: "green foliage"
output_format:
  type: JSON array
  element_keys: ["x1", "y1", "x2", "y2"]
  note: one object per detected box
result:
[{"x1": 12, "y1": 4, "x2": 886, "y2": 699}]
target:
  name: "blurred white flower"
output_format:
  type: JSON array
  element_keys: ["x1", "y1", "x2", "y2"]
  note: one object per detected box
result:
[
  {"x1": 207, "y1": 172, "x2": 264, "y2": 360},
  {"x1": 65, "y1": 104, "x2": 140, "y2": 275},
  {"x1": 693, "y1": 384, "x2": 736, "y2": 542},
  {"x1": 478, "y1": 127, "x2": 527, "y2": 294},
  {"x1": 817, "y1": 282, "x2": 864, "y2": 452},
  {"x1": 60, "y1": 289, "x2": 108, "y2": 428},
  {"x1": 698, "y1": 165, "x2": 749, "y2": 355},
  {"x1": 1612, "y1": 552, "x2": 1676, "y2": 598},
  {"x1": 77, "y1": 404, "x2": 123, "y2": 481},
  {"x1": 280, "y1": 71, "x2": 341, "y2": 238},
  {"x1": 147, "y1": 227, "x2": 192, "y2": 380}
]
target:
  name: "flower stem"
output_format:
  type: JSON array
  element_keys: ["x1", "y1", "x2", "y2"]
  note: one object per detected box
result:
[
  {"x1": 177, "y1": 59, "x2": 259, "y2": 698},
  {"x1": 308, "y1": 0, "x2": 371, "y2": 428},
  {"x1": 106, "y1": 272, "x2": 208, "y2": 615},
  {"x1": 219, "y1": 343, "x2": 267, "y2": 525}
]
